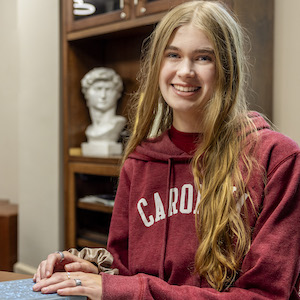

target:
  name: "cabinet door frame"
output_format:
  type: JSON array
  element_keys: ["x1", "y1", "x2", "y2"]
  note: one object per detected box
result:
[
  {"x1": 134, "y1": 0, "x2": 234, "y2": 18},
  {"x1": 135, "y1": 0, "x2": 187, "y2": 17}
]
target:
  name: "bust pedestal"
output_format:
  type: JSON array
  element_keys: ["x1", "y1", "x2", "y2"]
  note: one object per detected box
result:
[{"x1": 81, "y1": 141, "x2": 123, "y2": 157}]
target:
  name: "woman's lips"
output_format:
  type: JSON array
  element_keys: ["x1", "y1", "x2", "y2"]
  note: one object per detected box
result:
[{"x1": 172, "y1": 84, "x2": 201, "y2": 92}]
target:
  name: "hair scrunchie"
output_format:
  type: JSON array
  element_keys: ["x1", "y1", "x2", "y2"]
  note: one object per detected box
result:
[{"x1": 68, "y1": 247, "x2": 119, "y2": 275}]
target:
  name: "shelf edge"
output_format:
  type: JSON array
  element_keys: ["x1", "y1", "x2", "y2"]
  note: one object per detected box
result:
[{"x1": 67, "y1": 12, "x2": 165, "y2": 41}]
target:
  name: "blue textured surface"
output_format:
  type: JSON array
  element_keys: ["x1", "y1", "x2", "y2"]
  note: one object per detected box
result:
[{"x1": 0, "y1": 279, "x2": 86, "y2": 299}]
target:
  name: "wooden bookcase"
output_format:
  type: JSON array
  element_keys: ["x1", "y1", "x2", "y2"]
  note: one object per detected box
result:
[{"x1": 61, "y1": 0, "x2": 274, "y2": 250}]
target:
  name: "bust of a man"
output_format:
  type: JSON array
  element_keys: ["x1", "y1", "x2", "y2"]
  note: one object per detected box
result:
[{"x1": 81, "y1": 67, "x2": 126, "y2": 157}]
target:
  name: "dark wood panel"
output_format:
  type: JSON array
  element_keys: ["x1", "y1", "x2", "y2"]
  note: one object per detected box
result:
[
  {"x1": 0, "y1": 204, "x2": 18, "y2": 272},
  {"x1": 233, "y1": 0, "x2": 274, "y2": 119}
]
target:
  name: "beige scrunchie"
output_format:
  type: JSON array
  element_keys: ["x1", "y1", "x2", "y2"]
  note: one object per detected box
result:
[{"x1": 68, "y1": 247, "x2": 119, "y2": 275}]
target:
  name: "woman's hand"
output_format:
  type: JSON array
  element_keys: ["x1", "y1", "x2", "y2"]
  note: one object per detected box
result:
[
  {"x1": 33, "y1": 271, "x2": 102, "y2": 300},
  {"x1": 33, "y1": 251, "x2": 98, "y2": 283}
]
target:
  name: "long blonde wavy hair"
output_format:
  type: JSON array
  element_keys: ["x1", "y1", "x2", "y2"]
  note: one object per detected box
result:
[{"x1": 123, "y1": 1, "x2": 257, "y2": 291}]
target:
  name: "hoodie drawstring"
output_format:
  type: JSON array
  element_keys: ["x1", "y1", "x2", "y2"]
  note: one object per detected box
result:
[{"x1": 158, "y1": 158, "x2": 173, "y2": 280}]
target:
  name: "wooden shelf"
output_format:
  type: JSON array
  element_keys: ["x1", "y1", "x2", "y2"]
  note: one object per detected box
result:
[
  {"x1": 69, "y1": 156, "x2": 122, "y2": 167},
  {"x1": 69, "y1": 161, "x2": 120, "y2": 177},
  {"x1": 77, "y1": 238, "x2": 107, "y2": 249},
  {"x1": 67, "y1": 12, "x2": 165, "y2": 41},
  {"x1": 77, "y1": 201, "x2": 113, "y2": 214},
  {"x1": 77, "y1": 229, "x2": 108, "y2": 248}
]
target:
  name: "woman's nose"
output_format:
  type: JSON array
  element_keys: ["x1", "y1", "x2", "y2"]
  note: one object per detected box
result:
[{"x1": 177, "y1": 59, "x2": 195, "y2": 78}]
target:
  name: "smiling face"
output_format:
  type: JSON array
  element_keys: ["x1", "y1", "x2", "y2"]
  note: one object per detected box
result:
[{"x1": 159, "y1": 24, "x2": 216, "y2": 132}]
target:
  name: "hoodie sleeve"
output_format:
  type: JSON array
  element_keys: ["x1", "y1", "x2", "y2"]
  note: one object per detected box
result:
[
  {"x1": 105, "y1": 161, "x2": 131, "y2": 277},
  {"x1": 102, "y1": 152, "x2": 300, "y2": 299}
]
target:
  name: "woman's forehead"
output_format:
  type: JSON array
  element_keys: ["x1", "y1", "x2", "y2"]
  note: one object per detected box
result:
[{"x1": 167, "y1": 24, "x2": 214, "y2": 50}]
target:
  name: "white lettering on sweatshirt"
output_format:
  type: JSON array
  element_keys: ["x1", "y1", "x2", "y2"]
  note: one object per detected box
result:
[{"x1": 137, "y1": 184, "x2": 249, "y2": 228}]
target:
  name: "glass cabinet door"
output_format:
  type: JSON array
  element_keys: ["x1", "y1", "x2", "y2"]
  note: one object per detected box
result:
[
  {"x1": 64, "y1": 0, "x2": 131, "y2": 32},
  {"x1": 73, "y1": 0, "x2": 121, "y2": 20}
]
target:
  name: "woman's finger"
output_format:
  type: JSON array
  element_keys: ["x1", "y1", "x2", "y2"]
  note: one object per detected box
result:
[
  {"x1": 57, "y1": 273, "x2": 102, "y2": 300},
  {"x1": 36, "y1": 261, "x2": 47, "y2": 282},
  {"x1": 57, "y1": 286, "x2": 87, "y2": 298},
  {"x1": 33, "y1": 264, "x2": 42, "y2": 283},
  {"x1": 44, "y1": 252, "x2": 66, "y2": 278},
  {"x1": 40, "y1": 276, "x2": 75, "y2": 294},
  {"x1": 65, "y1": 261, "x2": 98, "y2": 274},
  {"x1": 33, "y1": 251, "x2": 86, "y2": 284},
  {"x1": 33, "y1": 271, "x2": 69, "y2": 291},
  {"x1": 43, "y1": 251, "x2": 78, "y2": 278}
]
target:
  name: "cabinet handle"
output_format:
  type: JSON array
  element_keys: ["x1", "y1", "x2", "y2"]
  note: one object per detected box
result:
[
  {"x1": 140, "y1": 7, "x2": 146, "y2": 14},
  {"x1": 134, "y1": 0, "x2": 138, "y2": 5},
  {"x1": 119, "y1": 0, "x2": 126, "y2": 18}
]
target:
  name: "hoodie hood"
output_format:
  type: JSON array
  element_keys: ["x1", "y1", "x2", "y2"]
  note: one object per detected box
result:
[
  {"x1": 129, "y1": 111, "x2": 271, "y2": 163},
  {"x1": 129, "y1": 131, "x2": 192, "y2": 162},
  {"x1": 247, "y1": 111, "x2": 271, "y2": 132}
]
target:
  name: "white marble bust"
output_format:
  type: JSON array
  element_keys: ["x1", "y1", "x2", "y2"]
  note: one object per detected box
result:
[{"x1": 80, "y1": 67, "x2": 126, "y2": 157}]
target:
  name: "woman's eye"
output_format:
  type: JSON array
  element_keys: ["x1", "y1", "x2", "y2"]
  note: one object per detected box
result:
[
  {"x1": 166, "y1": 52, "x2": 179, "y2": 59},
  {"x1": 197, "y1": 55, "x2": 212, "y2": 62}
]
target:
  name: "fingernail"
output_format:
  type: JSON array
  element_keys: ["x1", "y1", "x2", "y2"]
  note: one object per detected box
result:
[
  {"x1": 57, "y1": 289, "x2": 63, "y2": 295},
  {"x1": 46, "y1": 271, "x2": 50, "y2": 277}
]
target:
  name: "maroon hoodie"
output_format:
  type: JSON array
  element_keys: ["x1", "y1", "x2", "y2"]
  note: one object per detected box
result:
[{"x1": 102, "y1": 112, "x2": 300, "y2": 299}]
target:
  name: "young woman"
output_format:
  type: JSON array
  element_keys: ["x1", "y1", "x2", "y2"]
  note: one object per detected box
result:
[{"x1": 33, "y1": 1, "x2": 300, "y2": 299}]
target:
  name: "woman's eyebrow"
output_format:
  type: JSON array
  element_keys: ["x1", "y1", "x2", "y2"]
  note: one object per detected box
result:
[
  {"x1": 165, "y1": 45, "x2": 180, "y2": 51},
  {"x1": 194, "y1": 48, "x2": 215, "y2": 55},
  {"x1": 165, "y1": 45, "x2": 214, "y2": 55}
]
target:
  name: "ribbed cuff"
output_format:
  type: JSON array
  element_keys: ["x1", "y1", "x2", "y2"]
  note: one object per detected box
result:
[{"x1": 102, "y1": 272, "x2": 144, "y2": 300}]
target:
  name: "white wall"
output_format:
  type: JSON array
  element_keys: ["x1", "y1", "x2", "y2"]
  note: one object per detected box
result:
[
  {"x1": 0, "y1": 0, "x2": 299, "y2": 273},
  {"x1": 0, "y1": 0, "x2": 62, "y2": 273},
  {"x1": 0, "y1": 1, "x2": 19, "y2": 205},
  {"x1": 15, "y1": 0, "x2": 62, "y2": 273},
  {"x1": 273, "y1": 0, "x2": 300, "y2": 144}
]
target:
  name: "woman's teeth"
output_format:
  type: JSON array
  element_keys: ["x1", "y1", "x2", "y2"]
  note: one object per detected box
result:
[{"x1": 173, "y1": 84, "x2": 200, "y2": 92}]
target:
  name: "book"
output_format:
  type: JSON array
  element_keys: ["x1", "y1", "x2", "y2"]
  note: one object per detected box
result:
[
  {"x1": 78, "y1": 194, "x2": 115, "y2": 207},
  {"x1": 0, "y1": 278, "x2": 87, "y2": 299}
]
